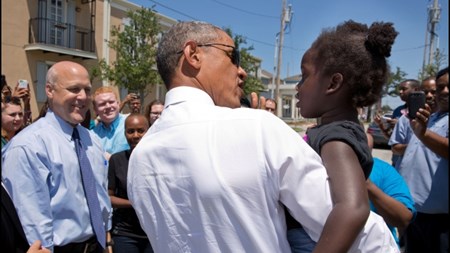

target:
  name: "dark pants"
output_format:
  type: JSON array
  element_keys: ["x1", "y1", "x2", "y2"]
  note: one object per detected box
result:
[
  {"x1": 405, "y1": 212, "x2": 449, "y2": 253},
  {"x1": 113, "y1": 235, "x2": 153, "y2": 253},
  {"x1": 54, "y1": 236, "x2": 102, "y2": 253}
]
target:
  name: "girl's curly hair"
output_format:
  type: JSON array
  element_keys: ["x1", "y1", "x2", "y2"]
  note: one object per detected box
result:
[{"x1": 311, "y1": 20, "x2": 398, "y2": 107}]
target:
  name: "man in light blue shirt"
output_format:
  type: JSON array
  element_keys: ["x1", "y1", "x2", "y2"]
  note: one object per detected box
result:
[
  {"x1": 400, "y1": 67, "x2": 448, "y2": 253},
  {"x1": 2, "y1": 61, "x2": 112, "y2": 252},
  {"x1": 92, "y1": 86, "x2": 129, "y2": 159}
]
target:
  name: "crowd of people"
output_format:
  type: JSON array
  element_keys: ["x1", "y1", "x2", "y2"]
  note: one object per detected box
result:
[{"x1": 1, "y1": 19, "x2": 448, "y2": 253}]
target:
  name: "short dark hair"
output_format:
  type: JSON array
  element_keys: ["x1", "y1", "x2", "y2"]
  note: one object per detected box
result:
[
  {"x1": 156, "y1": 21, "x2": 222, "y2": 88},
  {"x1": 436, "y1": 67, "x2": 448, "y2": 80}
]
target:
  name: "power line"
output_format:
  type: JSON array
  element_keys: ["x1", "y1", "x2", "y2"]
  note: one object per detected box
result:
[
  {"x1": 149, "y1": 0, "x2": 199, "y2": 21},
  {"x1": 210, "y1": 0, "x2": 278, "y2": 19},
  {"x1": 393, "y1": 44, "x2": 427, "y2": 52},
  {"x1": 148, "y1": 0, "x2": 429, "y2": 56},
  {"x1": 149, "y1": 0, "x2": 291, "y2": 51}
]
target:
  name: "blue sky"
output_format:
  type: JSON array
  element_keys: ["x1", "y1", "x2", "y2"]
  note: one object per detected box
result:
[{"x1": 131, "y1": 0, "x2": 448, "y2": 108}]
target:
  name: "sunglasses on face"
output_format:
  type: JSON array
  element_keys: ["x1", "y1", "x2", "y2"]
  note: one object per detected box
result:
[{"x1": 177, "y1": 42, "x2": 240, "y2": 67}]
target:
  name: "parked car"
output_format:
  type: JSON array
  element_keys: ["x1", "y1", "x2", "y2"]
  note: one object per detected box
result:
[{"x1": 366, "y1": 112, "x2": 393, "y2": 147}]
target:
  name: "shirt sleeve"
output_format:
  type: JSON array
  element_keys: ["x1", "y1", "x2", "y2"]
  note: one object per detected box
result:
[
  {"x1": 388, "y1": 115, "x2": 409, "y2": 146},
  {"x1": 260, "y1": 115, "x2": 333, "y2": 242},
  {"x1": 2, "y1": 145, "x2": 54, "y2": 249},
  {"x1": 307, "y1": 121, "x2": 373, "y2": 178},
  {"x1": 374, "y1": 159, "x2": 416, "y2": 217},
  {"x1": 108, "y1": 155, "x2": 117, "y2": 192}
]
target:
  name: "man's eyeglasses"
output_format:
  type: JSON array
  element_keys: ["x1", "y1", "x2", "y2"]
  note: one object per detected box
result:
[{"x1": 177, "y1": 43, "x2": 240, "y2": 67}]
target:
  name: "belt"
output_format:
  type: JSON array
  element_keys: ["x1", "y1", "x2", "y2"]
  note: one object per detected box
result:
[{"x1": 54, "y1": 236, "x2": 101, "y2": 253}]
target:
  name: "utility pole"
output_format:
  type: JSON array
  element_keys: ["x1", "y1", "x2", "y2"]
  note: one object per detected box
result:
[
  {"x1": 274, "y1": 0, "x2": 292, "y2": 116},
  {"x1": 428, "y1": 0, "x2": 440, "y2": 65},
  {"x1": 422, "y1": 0, "x2": 441, "y2": 72}
]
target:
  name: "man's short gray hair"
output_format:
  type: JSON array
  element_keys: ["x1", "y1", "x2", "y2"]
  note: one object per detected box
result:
[{"x1": 156, "y1": 21, "x2": 222, "y2": 87}]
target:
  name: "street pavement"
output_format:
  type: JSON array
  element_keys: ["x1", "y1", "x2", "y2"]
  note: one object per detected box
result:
[{"x1": 372, "y1": 146, "x2": 393, "y2": 164}]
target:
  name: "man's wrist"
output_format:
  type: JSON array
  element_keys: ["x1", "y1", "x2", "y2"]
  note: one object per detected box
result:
[{"x1": 106, "y1": 239, "x2": 114, "y2": 247}]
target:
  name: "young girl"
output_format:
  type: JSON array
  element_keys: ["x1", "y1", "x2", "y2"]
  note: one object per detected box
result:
[{"x1": 287, "y1": 20, "x2": 399, "y2": 252}]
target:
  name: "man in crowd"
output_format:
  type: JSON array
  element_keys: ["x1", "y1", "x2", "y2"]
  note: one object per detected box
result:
[
  {"x1": 389, "y1": 78, "x2": 437, "y2": 170},
  {"x1": 400, "y1": 67, "x2": 448, "y2": 253},
  {"x1": 119, "y1": 92, "x2": 141, "y2": 114},
  {"x1": 264, "y1": 98, "x2": 277, "y2": 115},
  {"x1": 127, "y1": 21, "x2": 396, "y2": 253},
  {"x1": 2, "y1": 61, "x2": 112, "y2": 252},
  {"x1": 92, "y1": 86, "x2": 129, "y2": 159}
]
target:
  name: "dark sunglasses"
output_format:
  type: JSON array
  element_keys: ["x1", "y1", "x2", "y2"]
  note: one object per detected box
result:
[{"x1": 177, "y1": 43, "x2": 240, "y2": 67}]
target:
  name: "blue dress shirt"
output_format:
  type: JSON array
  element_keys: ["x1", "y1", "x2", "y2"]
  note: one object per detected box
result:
[
  {"x1": 399, "y1": 112, "x2": 448, "y2": 214},
  {"x1": 1, "y1": 110, "x2": 112, "y2": 250},
  {"x1": 92, "y1": 114, "x2": 129, "y2": 155}
]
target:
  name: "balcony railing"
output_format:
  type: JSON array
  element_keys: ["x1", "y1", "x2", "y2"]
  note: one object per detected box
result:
[{"x1": 29, "y1": 17, "x2": 95, "y2": 53}]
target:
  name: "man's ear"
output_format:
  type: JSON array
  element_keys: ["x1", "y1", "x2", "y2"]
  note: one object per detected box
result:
[
  {"x1": 45, "y1": 83, "x2": 53, "y2": 99},
  {"x1": 326, "y1": 73, "x2": 344, "y2": 94},
  {"x1": 182, "y1": 41, "x2": 201, "y2": 70}
]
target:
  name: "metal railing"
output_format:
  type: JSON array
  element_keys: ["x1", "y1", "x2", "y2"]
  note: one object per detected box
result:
[{"x1": 29, "y1": 17, "x2": 95, "y2": 53}]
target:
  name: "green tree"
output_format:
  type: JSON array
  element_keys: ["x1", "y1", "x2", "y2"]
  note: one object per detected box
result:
[
  {"x1": 92, "y1": 7, "x2": 161, "y2": 98},
  {"x1": 385, "y1": 66, "x2": 408, "y2": 98},
  {"x1": 367, "y1": 66, "x2": 406, "y2": 121},
  {"x1": 418, "y1": 49, "x2": 447, "y2": 80},
  {"x1": 224, "y1": 28, "x2": 266, "y2": 95}
]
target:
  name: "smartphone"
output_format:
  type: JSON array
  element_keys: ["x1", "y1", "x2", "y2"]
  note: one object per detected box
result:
[
  {"x1": 407, "y1": 91, "x2": 426, "y2": 119},
  {"x1": 18, "y1": 79, "x2": 28, "y2": 89}
]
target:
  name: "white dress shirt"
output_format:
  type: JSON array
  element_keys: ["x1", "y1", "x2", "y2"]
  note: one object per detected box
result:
[{"x1": 128, "y1": 87, "x2": 398, "y2": 253}]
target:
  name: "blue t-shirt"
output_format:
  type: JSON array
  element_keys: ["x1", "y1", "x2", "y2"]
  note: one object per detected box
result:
[
  {"x1": 369, "y1": 158, "x2": 416, "y2": 246},
  {"x1": 92, "y1": 114, "x2": 129, "y2": 155}
]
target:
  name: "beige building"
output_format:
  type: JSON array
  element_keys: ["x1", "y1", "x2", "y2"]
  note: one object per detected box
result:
[{"x1": 1, "y1": 0, "x2": 177, "y2": 118}]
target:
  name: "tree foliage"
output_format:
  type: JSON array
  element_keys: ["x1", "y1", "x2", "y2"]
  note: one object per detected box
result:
[
  {"x1": 385, "y1": 66, "x2": 408, "y2": 98},
  {"x1": 92, "y1": 7, "x2": 161, "y2": 97},
  {"x1": 418, "y1": 48, "x2": 447, "y2": 80},
  {"x1": 224, "y1": 28, "x2": 266, "y2": 95}
]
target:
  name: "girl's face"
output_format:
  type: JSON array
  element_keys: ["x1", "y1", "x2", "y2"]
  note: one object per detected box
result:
[
  {"x1": 295, "y1": 49, "x2": 330, "y2": 118},
  {"x1": 1, "y1": 103, "x2": 23, "y2": 134}
]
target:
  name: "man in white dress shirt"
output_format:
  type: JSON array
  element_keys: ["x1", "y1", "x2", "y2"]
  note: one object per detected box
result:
[{"x1": 127, "y1": 21, "x2": 397, "y2": 253}]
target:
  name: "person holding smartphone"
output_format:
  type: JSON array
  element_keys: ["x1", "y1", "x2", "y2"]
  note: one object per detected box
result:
[
  {"x1": 399, "y1": 67, "x2": 448, "y2": 253},
  {"x1": 387, "y1": 79, "x2": 421, "y2": 169},
  {"x1": 119, "y1": 92, "x2": 142, "y2": 114},
  {"x1": 1, "y1": 75, "x2": 32, "y2": 129}
]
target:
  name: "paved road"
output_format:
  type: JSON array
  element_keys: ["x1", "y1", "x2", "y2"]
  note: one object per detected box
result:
[{"x1": 372, "y1": 146, "x2": 393, "y2": 164}]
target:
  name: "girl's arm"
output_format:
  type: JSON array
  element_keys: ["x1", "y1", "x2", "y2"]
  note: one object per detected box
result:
[{"x1": 313, "y1": 141, "x2": 370, "y2": 253}]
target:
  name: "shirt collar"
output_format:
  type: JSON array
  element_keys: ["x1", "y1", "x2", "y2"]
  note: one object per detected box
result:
[
  {"x1": 45, "y1": 109, "x2": 78, "y2": 142},
  {"x1": 99, "y1": 114, "x2": 122, "y2": 131},
  {"x1": 430, "y1": 111, "x2": 449, "y2": 122},
  {"x1": 165, "y1": 87, "x2": 215, "y2": 109}
]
